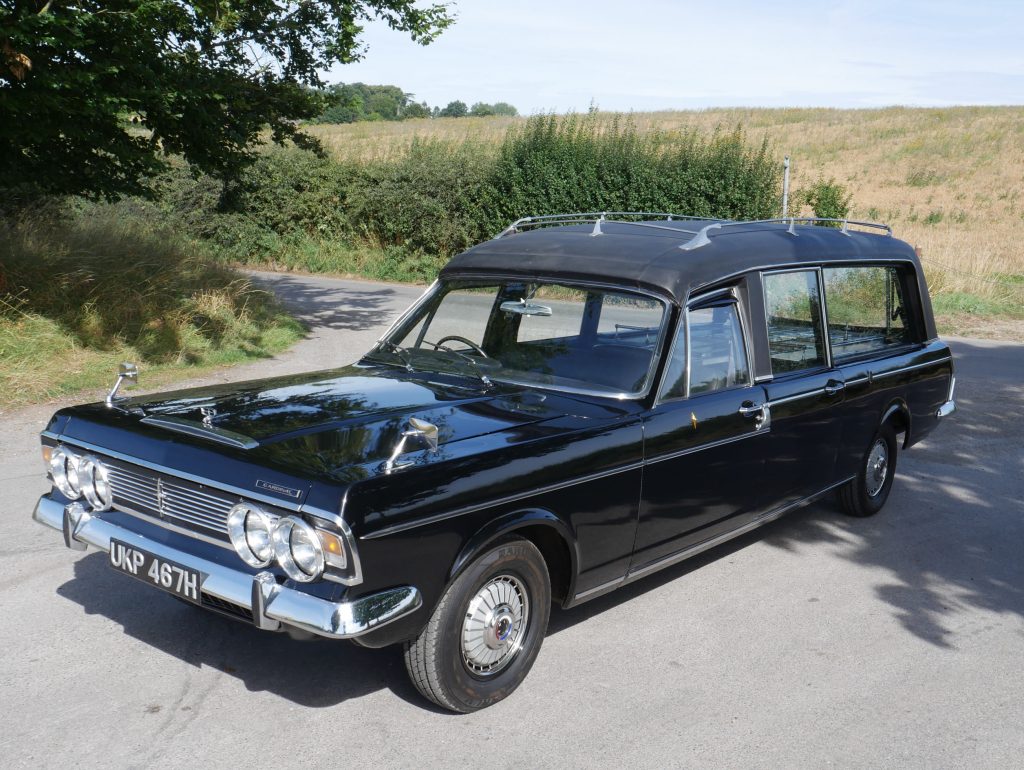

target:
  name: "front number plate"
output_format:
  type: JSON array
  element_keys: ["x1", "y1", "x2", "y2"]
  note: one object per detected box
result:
[{"x1": 109, "y1": 539, "x2": 203, "y2": 604}]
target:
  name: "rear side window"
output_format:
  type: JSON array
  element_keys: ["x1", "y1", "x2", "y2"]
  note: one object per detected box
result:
[
  {"x1": 763, "y1": 270, "x2": 827, "y2": 374},
  {"x1": 661, "y1": 300, "x2": 750, "y2": 400},
  {"x1": 823, "y1": 266, "x2": 912, "y2": 360}
]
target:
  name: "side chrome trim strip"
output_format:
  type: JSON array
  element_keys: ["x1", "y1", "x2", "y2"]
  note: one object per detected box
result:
[
  {"x1": 871, "y1": 357, "x2": 951, "y2": 381},
  {"x1": 363, "y1": 460, "x2": 646, "y2": 539},
  {"x1": 622, "y1": 476, "x2": 855, "y2": 583},
  {"x1": 571, "y1": 576, "x2": 626, "y2": 602},
  {"x1": 767, "y1": 388, "x2": 826, "y2": 407},
  {"x1": 41, "y1": 432, "x2": 306, "y2": 513},
  {"x1": 645, "y1": 430, "x2": 768, "y2": 467},
  {"x1": 370, "y1": 428, "x2": 775, "y2": 540}
]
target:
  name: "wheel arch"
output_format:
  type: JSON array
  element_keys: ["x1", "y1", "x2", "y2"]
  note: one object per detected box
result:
[
  {"x1": 880, "y1": 398, "x2": 912, "y2": 448},
  {"x1": 448, "y1": 508, "x2": 580, "y2": 606}
]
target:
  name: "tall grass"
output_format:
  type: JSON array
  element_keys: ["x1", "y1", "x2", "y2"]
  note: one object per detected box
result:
[{"x1": 0, "y1": 210, "x2": 303, "y2": 408}]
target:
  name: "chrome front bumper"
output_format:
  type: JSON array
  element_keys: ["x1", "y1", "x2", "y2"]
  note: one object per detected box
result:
[{"x1": 33, "y1": 495, "x2": 421, "y2": 640}]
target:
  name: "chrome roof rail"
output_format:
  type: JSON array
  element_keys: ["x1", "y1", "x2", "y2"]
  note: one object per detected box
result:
[
  {"x1": 678, "y1": 217, "x2": 893, "y2": 251},
  {"x1": 495, "y1": 211, "x2": 710, "y2": 239}
]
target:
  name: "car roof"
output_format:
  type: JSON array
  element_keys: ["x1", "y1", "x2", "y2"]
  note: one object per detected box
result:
[{"x1": 440, "y1": 218, "x2": 921, "y2": 305}]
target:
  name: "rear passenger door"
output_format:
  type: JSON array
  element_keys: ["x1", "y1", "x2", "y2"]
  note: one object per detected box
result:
[
  {"x1": 821, "y1": 264, "x2": 933, "y2": 477},
  {"x1": 758, "y1": 268, "x2": 847, "y2": 506},
  {"x1": 632, "y1": 290, "x2": 770, "y2": 573}
]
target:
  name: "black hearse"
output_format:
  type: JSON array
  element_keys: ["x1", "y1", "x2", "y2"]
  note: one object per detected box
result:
[{"x1": 34, "y1": 213, "x2": 955, "y2": 712}]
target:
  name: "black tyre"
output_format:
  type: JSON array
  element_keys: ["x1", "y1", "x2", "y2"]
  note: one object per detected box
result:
[
  {"x1": 403, "y1": 538, "x2": 551, "y2": 713},
  {"x1": 840, "y1": 422, "x2": 898, "y2": 517}
]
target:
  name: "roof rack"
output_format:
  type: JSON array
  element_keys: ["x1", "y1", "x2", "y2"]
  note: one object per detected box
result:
[
  {"x1": 679, "y1": 217, "x2": 893, "y2": 251},
  {"x1": 496, "y1": 212, "x2": 708, "y2": 239}
]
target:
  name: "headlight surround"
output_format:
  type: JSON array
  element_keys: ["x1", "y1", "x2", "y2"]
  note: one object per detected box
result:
[
  {"x1": 227, "y1": 504, "x2": 277, "y2": 567},
  {"x1": 78, "y1": 455, "x2": 113, "y2": 511},
  {"x1": 49, "y1": 448, "x2": 82, "y2": 500},
  {"x1": 272, "y1": 515, "x2": 325, "y2": 583}
]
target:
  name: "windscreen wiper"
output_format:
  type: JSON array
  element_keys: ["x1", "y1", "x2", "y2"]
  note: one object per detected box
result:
[
  {"x1": 434, "y1": 348, "x2": 495, "y2": 390},
  {"x1": 376, "y1": 340, "x2": 416, "y2": 372}
]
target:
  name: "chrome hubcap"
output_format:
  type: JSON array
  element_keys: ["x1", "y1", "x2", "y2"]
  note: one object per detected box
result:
[
  {"x1": 461, "y1": 574, "x2": 529, "y2": 676},
  {"x1": 866, "y1": 439, "x2": 889, "y2": 497}
]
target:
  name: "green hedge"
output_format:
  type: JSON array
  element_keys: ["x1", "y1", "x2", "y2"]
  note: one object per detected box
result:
[{"x1": 89, "y1": 114, "x2": 783, "y2": 278}]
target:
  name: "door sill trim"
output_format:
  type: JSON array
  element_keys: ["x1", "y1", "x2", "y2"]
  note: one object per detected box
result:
[{"x1": 570, "y1": 476, "x2": 856, "y2": 603}]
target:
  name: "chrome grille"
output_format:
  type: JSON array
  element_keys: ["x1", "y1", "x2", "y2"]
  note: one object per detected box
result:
[{"x1": 106, "y1": 463, "x2": 240, "y2": 540}]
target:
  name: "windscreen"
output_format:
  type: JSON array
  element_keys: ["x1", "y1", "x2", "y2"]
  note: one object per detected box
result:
[{"x1": 370, "y1": 280, "x2": 668, "y2": 397}]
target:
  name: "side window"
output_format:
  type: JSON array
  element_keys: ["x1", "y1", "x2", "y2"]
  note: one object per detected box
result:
[
  {"x1": 661, "y1": 300, "x2": 750, "y2": 400},
  {"x1": 824, "y1": 266, "x2": 912, "y2": 359},
  {"x1": 763, "y1": 270, "x2": 827, "y2": 374}
]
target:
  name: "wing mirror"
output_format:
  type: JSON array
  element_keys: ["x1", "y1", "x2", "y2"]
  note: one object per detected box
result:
[
  {"x1": 106, "y1": 362, "x2": 139, "y2": 406},
  {"x1": 500, "y1": 299, "x2": 552, "y2": 317},
  {"x1": 383, "y1": 417, "x2": 440, "y2": 474}
]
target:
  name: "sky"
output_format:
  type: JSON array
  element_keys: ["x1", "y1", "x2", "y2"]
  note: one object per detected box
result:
[{"x1": 326, "y1": 0, "x2": 1024, "y2": 113}]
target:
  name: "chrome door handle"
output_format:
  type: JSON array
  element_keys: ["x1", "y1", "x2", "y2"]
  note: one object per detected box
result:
[
  {"x1": 738, "y1": 401, "x2": 770, "y2": 430},
  {"x1": 824, "y1": 380, "x2": 846, "y2": 396}
]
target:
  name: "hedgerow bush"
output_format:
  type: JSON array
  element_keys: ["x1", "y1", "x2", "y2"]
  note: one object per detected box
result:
[
  {"x1": 481, "y1": 114, "x2": 779, "y2": 233},
  {"x1": 345, "y1": 139, "x2": 492, "y2": 256},
  {"x1": 82, "y1": 113, "x2": 785, "y2": 274}
]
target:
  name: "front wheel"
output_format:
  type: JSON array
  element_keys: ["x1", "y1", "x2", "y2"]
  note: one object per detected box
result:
[
  {"x1": 840, "y1": 422, "x2": 898, "y2": 517},
  {"x1": 403, "y1": 539, "x2": 551, "y2": 713}
]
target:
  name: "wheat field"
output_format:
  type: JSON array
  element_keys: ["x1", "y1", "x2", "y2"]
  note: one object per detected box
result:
[{"x1": 307, "y1": 107, "x2": 1024, "y2": 336}]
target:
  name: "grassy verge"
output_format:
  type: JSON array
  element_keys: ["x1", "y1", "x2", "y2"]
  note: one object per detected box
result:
[{"x1": 0, "y1": 211, "x2": 304, "y2": 410}]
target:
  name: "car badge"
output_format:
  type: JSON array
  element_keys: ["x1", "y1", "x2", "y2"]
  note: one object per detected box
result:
[
  {"x1": 691, "y1": 412, "x2": 699, "y2": 430},
  {"x1": 256, "y1": 480, "x2": 302, "y2": 499},
  {"x1": 155, "y1": 477, "x2": 166, "y2": 514},
  {"x1": 200, "y1": 406, "x2": 217, "y2": 428}
]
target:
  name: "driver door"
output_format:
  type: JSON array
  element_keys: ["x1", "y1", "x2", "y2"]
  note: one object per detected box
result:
[{"x1": 631, "y1": 293, "x2": 770, "y2": 573}]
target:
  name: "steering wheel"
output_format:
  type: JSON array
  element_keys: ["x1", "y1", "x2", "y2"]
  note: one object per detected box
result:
[{"x1": 433, "y1": 335, "x2": 489, "y2": 358}]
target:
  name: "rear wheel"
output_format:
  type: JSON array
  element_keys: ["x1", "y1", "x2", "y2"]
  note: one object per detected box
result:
[
  {"x1": 404, "y1": 538, "x2": 550, "y2": 713},
  {"x1": 840, "y1": 422, "x2": 898, "y2": 517}
]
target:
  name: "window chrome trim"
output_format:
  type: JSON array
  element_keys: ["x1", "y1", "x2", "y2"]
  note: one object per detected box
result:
[
  {"x1": 816, "y1": 265, "x2": 833, "y2": 369},
  {"x1": 761, "y1": 267, "x2": 831, "y2": 377},
  {"x1": 689, "y1": 257, "x2": 919, "y2": 303},
  {"x1": 375, "y1": 279, "x2": 439, "y2": 344},
  {"x1": 657, "y1": 286, "x2": 754, "y2": 405}
]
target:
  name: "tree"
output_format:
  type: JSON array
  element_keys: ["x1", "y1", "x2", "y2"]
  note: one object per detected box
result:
[
  {"x1": 491, "y1": 102, "x2": 518, "y2": 117},
  {"x1": 439, "y1": 100, "x2": 467, "y2": 118},
  {"x1": 403, "y1": 100, "x2": 430, "y2": 119},
  {"x1": 0, "y1": 1, "x2": 453, "y2": 201}
]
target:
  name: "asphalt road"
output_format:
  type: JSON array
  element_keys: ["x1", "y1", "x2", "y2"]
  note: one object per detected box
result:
[{"x1": 1, "y1": 272, "x2": 1022, "y2": 769}]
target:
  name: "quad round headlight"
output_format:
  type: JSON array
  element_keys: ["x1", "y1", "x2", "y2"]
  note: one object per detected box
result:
[
  {"x1": 272, "y1": 516, "x2": 325, "y2": 583},
  {"x1": 49, "y1": 448, "x2": 83, "y2": 500},
  {"x1": 227, "y1": 504, "x2": 278, "y2": 567},
  {"x1": 78, "y1": 455, "x2": 113, "y2": 511}
]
